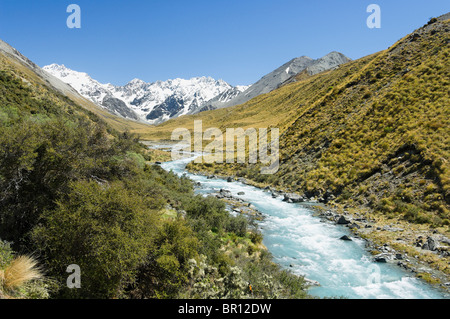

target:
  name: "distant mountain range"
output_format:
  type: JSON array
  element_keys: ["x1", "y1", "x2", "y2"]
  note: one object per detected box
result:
[
  {"x1": 43, "y1": 64, "x2": 246, "y2": 124},
  {"x1": 194, "y1": 52, "x2": 352, "y2": 113},
  {"x1": 1, "y1": 36, "x2": 351, "y2": 126},
  {"x1": 43, "y1": 52, "x2": 350, "y2": 124}
]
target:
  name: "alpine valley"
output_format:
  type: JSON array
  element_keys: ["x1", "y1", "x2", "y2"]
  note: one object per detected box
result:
[
  {"x1": 0, "y1": 7, "x2": 449, "y2": 301},
  {"x1": 42, "y1": 51, "x2": 351, "y2": 125}
]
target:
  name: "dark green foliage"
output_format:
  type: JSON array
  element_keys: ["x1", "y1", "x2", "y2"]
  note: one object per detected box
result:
[
  {"x1": 226, "y1": 214, "x2": 248, "y2": 237},
  {"x1": 32, "y1": 180, "x2": 158, "y2": 298},
  {"x1": 130, "y1": 220, "x2": 199, "y2": 299},
  {"x1": 0, "y1": 240, "x2": 14, "y2": 269},
  {"x1": 0, "y1": 117, "x2": 149, "y2": 247},
  {"x1": 0, "y1": 66, "x2": 309, "y2": 299}
]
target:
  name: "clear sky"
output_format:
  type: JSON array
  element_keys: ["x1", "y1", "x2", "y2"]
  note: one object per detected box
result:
[{"x1": 0, "y1": 0, "x2": 448, "y2": 86}]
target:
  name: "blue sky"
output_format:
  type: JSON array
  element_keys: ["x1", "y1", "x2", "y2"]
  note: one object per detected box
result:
[{"x1": 0, "y1": 0, "x2": 448, "y2": 86}]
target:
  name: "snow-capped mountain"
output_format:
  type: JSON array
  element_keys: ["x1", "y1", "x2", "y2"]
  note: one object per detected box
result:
[
  {"x1": 43, "y1": 64, "x2": 140, "y2": 120},
  {"x1": 204, "y1": 52, "x2": 351, "y2": 111},
  {"x1": 106, "y1": 77, "x2": 236, "y2": 123},
  {"x1": 43, "y1": 52, "x2": 349, "y2": 123},
  {"x1": 189, "y1": 85, "x2": 250, "y2": 114},
  {"x1": 43, "y1": 64, "x2": 241, "y2": 124}
]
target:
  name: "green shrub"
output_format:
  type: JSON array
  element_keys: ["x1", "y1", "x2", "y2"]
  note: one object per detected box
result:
[
  {"x1": 32, "y1": 180, "x2": 158, "y2": 298},
  {"x1": 131, "y1": 220, "x2": 199, "y2": 299}
]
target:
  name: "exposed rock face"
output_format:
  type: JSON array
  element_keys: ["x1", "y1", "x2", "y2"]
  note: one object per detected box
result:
[
  {"x1": 102, "y1": 96, "x2": 140, "y2": 120},
  {"x1": 196, "y1": 52, "x2": 351, "y2": 112},
  {"x1": 190, "y1": 86, "x2": 250, "y2": 114},
  {"x1": 422, "y1": 237, "x2": 439, "y2": 251}
]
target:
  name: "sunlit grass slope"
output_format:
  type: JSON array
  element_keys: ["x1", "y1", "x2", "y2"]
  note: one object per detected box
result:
[{"x1": 184, "y1": 18, "x2": 450, "y2": 228}]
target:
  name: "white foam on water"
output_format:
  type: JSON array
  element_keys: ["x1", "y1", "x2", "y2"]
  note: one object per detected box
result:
[
  {"x1": 160, "y1": 155, "x2": 448, "y2": 299},
  {"x1": 351, "y1": 277, "x2": 438, "y2": 299}
]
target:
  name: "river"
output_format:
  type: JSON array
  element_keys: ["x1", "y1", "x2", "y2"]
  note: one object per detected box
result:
[{"x1": 157, "y1": 147, "x2": 448, "y2": 299}]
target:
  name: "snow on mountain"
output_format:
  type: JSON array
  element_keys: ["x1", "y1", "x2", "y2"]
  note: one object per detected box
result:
[
  {"x1": 43, "y1": 64, "x2": 240, "y2": 124},
  {"x1": 43, "y1": 64, "x2": 139, "y2": 120},
  {"x1": 106, "y1": 76, "x2": 235, "y2": 124},
  {"x1": 43, "y1": 52, "x2": 349, "y2": 123},
  {"x1": 43, "y1": 64, "x2": 108, "y2": 105},
  {"x1": 188, "y1": 85, "x2": 250, "y2": 114}
]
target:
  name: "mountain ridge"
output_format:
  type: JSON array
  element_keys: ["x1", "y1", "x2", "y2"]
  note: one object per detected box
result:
[
  {"x1": 43, "y1": 51, "x2": 350, "y2": 123},
  {"x1": 43, "y1": 64, "x2": 243, "y2": 124},
  {"x1": 195, "y1": 51, "x2": 351, "y2": 113}
]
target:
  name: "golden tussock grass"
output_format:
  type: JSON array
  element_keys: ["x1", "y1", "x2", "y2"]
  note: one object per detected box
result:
[{"x1": 0, "y1": 256, "x2": 43, "y2": 295}]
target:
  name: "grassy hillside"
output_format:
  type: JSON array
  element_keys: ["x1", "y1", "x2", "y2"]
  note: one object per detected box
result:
[
  {"x1": 276, "y1": 18, "x2": 449, "y2": 224},
  {"x1": 185, "y1": 18, "x2": 449, "y2": 226},
  {"x1": 136, "y1": 18, "x2": 450, "y2": 230},
  {"x1": 0, "y1": 48, "x2": 309, "y2": 299},
  {"x1": 173, "y1": 17, "x2": 450, "y2": 283},
  {"x1": 0, "y1": 50, "x2": 152, "y2": 134}
]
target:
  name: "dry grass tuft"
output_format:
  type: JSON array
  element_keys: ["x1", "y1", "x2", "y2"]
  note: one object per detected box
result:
[{"x1": 0, "y1": 256, "x2": 43, "y2": 294}]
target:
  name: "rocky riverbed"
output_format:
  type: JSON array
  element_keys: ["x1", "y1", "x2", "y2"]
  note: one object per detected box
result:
[
  {"x1": 190, "y1": 171, "x2": 450, "y2": 294},
  {"x1": 309, "y1": 206, "x2": 450, "y2": 293}
]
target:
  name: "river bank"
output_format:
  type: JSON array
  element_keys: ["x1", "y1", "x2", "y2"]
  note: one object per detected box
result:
[
  {"x1": 186, "y1": 169, "x2": 450, "y2": 296},
  {"x1": 144, "y1": 142, "x2": 448, "y2": 298}
]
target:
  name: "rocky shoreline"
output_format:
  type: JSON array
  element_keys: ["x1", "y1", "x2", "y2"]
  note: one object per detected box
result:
[
  {"x1": 192, "y1": 176, "x2": 321, "y2": 288},
  {"x1": 190, "y1": 171, "x2": 450, "y2": 296},
  {"x1": 311, "y1": 207, "x2": 450, "y2": 293}
]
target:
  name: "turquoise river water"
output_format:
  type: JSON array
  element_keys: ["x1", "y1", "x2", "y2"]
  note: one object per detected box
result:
[{"x1": 160, "y1": 151, "x2": 448, "y2": 299}]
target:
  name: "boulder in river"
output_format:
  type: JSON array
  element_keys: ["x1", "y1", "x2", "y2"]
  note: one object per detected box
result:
[
  {"x1": 219, "y1": 189, "x2": 233, "y2": 198},
  {"x1": 283, "y1": 193, "x2": 304, "y2": 203},
  {"x1": 374, "y1": 255, "x2": 388, "y2": 263},
  {"x1": 340, "y1": 235, "x2": 352, "y2": 241},
  {"x1": 336, "y1": 216, "x2": 351, "y2": 225},
  {"x1": 373, "y1": 253, "x2": 394, "y2": 263}
]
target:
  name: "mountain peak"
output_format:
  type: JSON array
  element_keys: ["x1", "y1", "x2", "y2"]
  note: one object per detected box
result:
[
  {"x1": 306, "y1": 52, "x2": 351, "y2": 75},
  {"x1": 127, "y1": 78, "x2": 148, "y2": 86},
  {"x1": 43, "y1": 64, "x2": 239, "y2": 124},
  {"x1": 45, "y1": 63, "x2": 67, "y2": 70},
  {"x1": 203, "y1": 51, "x2": 351, "y2": 111},
  {"x1": 321, "y1": 51, "x2": 350, "y2": 60}
]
